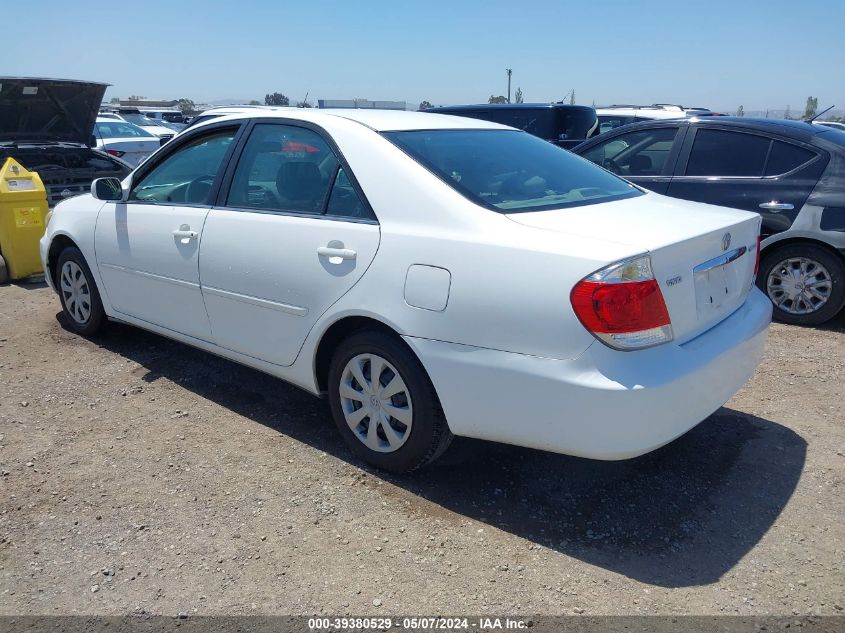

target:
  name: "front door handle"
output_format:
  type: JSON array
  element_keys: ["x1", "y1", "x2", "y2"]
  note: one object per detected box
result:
[
  {"x1": 759, "y1": 201, "x2": 794, "y2": 212},
  {"x1": 173, "y1": 225, "x2": 198, "y2": 243},
  {"x1": 317, "y1": 246, "x2": 357, "y2": 261}
]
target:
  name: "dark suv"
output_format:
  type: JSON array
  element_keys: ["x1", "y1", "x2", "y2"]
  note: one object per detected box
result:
[
  {"x1": 573, "y1": 117, "x2": 845, "y2": 325},
  {"x1": 0, "y1": 78, "x2": 130, "y2": 207},
  {"x1": 424, "y1": 104, "x2": 597, "y2": 150}
]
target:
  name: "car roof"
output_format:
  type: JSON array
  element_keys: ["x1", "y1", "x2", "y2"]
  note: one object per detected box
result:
[
  {"x1": 426, "y1": 103, "x2": 594, "y2": 113},
  {"x1": 590, "y1": 116, "x2": 828, "y2": 143},
  {"x1": 199, "y1": 108, "x2": 510, "y2": 132}
]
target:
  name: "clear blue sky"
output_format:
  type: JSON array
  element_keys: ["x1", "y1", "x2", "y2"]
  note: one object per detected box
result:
[{"x1": 4, "y1": 0, "x2": 843, "y2": 112}]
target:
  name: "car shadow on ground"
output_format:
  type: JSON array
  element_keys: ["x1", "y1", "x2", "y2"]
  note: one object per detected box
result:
[{"x1": 73, "y1": 318, "x2": 807, "y2": 589}]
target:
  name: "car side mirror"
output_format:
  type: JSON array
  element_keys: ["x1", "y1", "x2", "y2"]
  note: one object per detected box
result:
[{"x1": 91, "y1": 177, "x2": 126, "y2": 202}]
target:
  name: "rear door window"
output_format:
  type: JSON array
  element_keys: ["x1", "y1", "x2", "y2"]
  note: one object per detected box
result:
[
  {"x1": 765, "y1": 141, "x2": 817, "y2": 176},
  {"x1": 685, "y1": 129, "x2": 770, "y2": 177}
]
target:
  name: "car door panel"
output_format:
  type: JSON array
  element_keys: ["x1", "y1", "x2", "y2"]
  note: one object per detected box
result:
[
  {"x1": 94, "y1": 125, "x2": 241, "y2": 339},
  {"x1": 199, "y1": 210, "x2": 379, "y2": 366},
  {"x1": 95, "y1": 203, "x2": 211, "y2": 338}
]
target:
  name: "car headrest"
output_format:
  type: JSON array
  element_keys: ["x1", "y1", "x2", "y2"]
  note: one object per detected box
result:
[
  {"x1": 276, "y1": 162, "x2": 324, "y2": 205},
  {"x1": 629, "y1": 154, "x2": 652, "y2": 175}
]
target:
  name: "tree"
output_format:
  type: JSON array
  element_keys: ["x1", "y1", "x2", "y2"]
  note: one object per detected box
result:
[
  {"x1": 804, "y1": 96, "x2": 818, "y2": 120},
  {"x1": 248, "y1": 100, "x2": 261, "y2": 106},
  {"x1": 176, "y1": 98, "x2": 195, "y2": 113},
  {"x1": 514, "y1": 87, "x2": 524, "y2": 104},
  {"x1": 736, "y1": 105, "x2": 744, "y2": 117},
  {"x1": 488, "y1": 95, "x2": 508, "y2": 104},
  {"x1": 265, "y1": 92, "x2": 290, "y2": 106},
  {"x1": 418, "y1": 100, "x2": 433, "y2": 110},
  {"x1": 109, "y1": 97, "x2": 119, "y2": 104},
  {"x1": 784, "y1": 104, "x2": 791, "y2": 120},
  {"x1": 570, "y1": 90, "x2": 575, "y2": 105}
]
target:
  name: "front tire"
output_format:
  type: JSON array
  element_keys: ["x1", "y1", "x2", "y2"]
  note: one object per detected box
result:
[
  {"x1": 328, "y1": 330, "x2": 453, "y2": 474},
  {"x1": 757, "y1": 243, "x2": 845, "y2": 326},
  {"x1": 55, "y1": 246, "x2": 106, "y2": 336}
]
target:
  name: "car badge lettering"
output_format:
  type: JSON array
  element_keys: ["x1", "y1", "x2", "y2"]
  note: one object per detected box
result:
[
  {"x1": 666, "y1": 275, "x2": 683, "y2": 287},
  {"x1": 721, "y1": 232, "x2": 732, "y2": 251}
]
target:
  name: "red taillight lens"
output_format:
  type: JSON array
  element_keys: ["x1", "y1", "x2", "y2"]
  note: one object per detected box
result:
[
  {"x1": 105, "y1": 149, "x2": 125, "y2": 157},
  {"x1": 570, "y1": 255, "x2": 674, "y2": 350},
  {"x1": 571, "y1": 279, "x2": 670, "y2": 333},
  {"x1": 753, "y1": 236, "x2": 761, "y2": 276}
]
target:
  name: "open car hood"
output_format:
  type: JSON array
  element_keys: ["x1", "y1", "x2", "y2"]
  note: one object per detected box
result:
[{"x1": 0, "y1": 77, "x2": 108, "y2": 145}]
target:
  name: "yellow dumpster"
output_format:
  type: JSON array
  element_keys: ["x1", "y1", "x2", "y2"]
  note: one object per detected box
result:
[{"x1": 0, "y1": 157, "x2": 49, "y2": 282}]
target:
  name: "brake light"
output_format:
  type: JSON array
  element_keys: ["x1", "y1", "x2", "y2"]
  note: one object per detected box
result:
[
  {"x1": 570, "y1": 255, "x2": 673, "y2": 350},
  {"x1": 105, "y1": 149, "x2": 125, "y2": 158},
  {"x1": 753, "y1": 236, "x2": 761, "y2": 276}
]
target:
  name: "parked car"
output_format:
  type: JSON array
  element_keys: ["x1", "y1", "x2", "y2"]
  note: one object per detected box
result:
[
  {"x1": 40, "y1": 110, "x2": 770, "y2": 472},
  {"x1": 424, "y1": 103, "x2": 597, "y2": 149},
  {"x1": 93, "y1": 118, "x2": 162, "y2": 167},
  {"x1": 594, "y1": 104, "x2": 718, "y2": 136},
  {"x1": 114, "y1": 109, "x2": 178, "y2": 142},
  {"x1": 0, "y1": 77, "x2": 131, "y2": 207},
  {"x1": 184, "y1": 105, "x2": 295, "y2": 129},
  {"x1": 573, "y1": 117, "x2": 845, "y2": 325}
]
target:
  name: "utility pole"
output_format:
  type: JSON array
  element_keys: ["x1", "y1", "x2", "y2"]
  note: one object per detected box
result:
[{"x1": 506, "y1": 68, "x2": 512, "y2": 103}]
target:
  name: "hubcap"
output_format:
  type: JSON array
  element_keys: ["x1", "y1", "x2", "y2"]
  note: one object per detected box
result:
[
  {"x1": 766, "y1": 256, "x2": 832, "y2": 315},
  {"x1": 339, "y1": 353, "x2": 413, "y2": 453},
  {"x1": 59, "y1": 261, "x2": 92, "y2": 324}
]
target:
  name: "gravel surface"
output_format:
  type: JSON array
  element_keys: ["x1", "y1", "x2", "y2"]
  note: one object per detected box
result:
[{"x1": 0, "y1": 281, "x2": 843, "y2": 616}]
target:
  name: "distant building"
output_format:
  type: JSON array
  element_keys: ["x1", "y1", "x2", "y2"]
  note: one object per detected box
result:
[{"x1": 318, "y1": 99, "x2": 407, "y2": 110}]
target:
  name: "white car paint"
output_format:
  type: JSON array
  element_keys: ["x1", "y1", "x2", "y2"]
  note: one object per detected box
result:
[
  {"x1": 93, "y1": 118, "x2": 161, "y2": 167},
  {"x1": 40, "y1": 109, "x2": 771, "y2": 462}
]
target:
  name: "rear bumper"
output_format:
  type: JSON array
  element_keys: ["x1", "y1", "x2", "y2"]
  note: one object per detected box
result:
[{"x1": 404, "y1": 288, "x2": 772, "y2": 460}]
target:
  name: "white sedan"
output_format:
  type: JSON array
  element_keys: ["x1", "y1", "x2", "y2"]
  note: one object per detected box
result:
[
  {"x1": 40, "y1": 110, "x2": 771, "y2": 473},
  {"x1": 93, "y1": 118, "x2": 162, "y2": 167}
]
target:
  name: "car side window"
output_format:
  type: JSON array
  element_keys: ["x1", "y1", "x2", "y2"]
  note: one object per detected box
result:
[
  {"x1": 765, "y1": 141, "x2": 817, "y2": 176},
  {"x1": 580, "y1": 127, "x2": 678, "y2": 177},
  {"x1": 325, "y1": 167, "x2": 370, "y2": 219},
  {"x1": 129, "y1": 129, "x2": 236, "y2": 204},
  {"x1": 685, "y1": 129, "x2": 769, "y2": 177},
  {"x1": 226, "y1": 123, "x2": 345, "y2": 215}
]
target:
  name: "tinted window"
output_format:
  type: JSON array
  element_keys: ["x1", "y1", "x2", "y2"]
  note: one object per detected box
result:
[
  {"x1": 596, "y1": 115, "x2": 636, "y2": 135},
  {"x1": 226, "y1": 123, "x2": 339, "y2": 214},
  {"x1": 581, "y1": 127, "x2": 678, "y2": 177},
  {"x1": 764, "y1": 141, "x2": 817, "y2": 176},
  {"x1": 385, "y1": 129, "x2": 641, "y2": 213},
  {"x1": 130, "y1": 129, "x2": 235, "y2": 204},
  {"x1": 686, "y1": 129, "x2": 769, "y2": 177},
  {"x1": 325, "y1": 168, "x2": 369, "y2": 219}
]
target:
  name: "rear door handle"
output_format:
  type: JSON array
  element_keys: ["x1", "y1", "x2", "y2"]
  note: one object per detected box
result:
[
  {"x1": 759, "y1": 201, "x2": 794, "y2": 211},
  {"x1": 317, "y1": 246, "x2": 357, "y2": 261}
]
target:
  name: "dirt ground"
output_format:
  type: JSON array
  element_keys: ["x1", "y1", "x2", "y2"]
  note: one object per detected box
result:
[{"x1": 0, "y1": 281, "x2": 843, "y2": 616}]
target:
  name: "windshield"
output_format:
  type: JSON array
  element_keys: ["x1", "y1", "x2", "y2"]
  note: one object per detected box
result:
[
  {"x1": 384, "y1": 129, "x2": 642, "y2": 213},
  {"x1": 95, "y1": 121, "x2": 155, "y2": 139}
]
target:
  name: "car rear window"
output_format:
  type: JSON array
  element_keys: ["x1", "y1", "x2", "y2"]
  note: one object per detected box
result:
[
  {"x1": 383, "y1": 129, "x2": 642, "y2": 213},
  {"x1": 765, "y1": 141, "x2": 817, "y2": 176}
]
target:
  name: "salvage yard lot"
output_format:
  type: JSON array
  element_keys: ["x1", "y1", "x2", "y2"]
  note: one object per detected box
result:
[{"x1": 0, "y1": 282, "x2": 842, "y2": 615}]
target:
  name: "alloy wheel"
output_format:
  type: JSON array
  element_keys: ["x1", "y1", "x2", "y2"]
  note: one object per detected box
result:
[{"x1": 339, "y1": 353, "x2": 413, "y2": 453}]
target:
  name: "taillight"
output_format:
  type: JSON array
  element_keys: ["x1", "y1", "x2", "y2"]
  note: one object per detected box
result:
[
  {"x1": 570, "y1": 255, "x2": 673, "y2": 350},
  {"x1": 105, "y1": 149, "x2": 125, "y2": 158}
]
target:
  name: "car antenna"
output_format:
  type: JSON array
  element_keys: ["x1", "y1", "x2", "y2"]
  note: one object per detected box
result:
[{"x1": 806, "y1": 105, "x2": 835, "y2": 123}]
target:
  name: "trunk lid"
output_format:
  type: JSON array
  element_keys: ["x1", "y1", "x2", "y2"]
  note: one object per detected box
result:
[
  {"x1": 507, "y1": 192, "x2": 762, "y2": 343},
  {"x1": 0, "y1": 77, "x2": 108, "y2": 145}
]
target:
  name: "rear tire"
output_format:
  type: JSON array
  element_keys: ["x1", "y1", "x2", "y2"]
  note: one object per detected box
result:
[
  {"x1": 55, "y1": 247, "x2": 106, "y2": 336},
  {"x1": 757, "y1": 243, "x2": 845, "y2": 326},
  {"x1": 327, "y1": 329, "x2": 453, "y2": 474}
]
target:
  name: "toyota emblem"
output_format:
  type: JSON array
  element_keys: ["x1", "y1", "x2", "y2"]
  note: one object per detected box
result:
[{"x1": 721, "y1": 232, "x2": 732, "y2": 251}]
